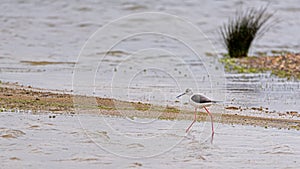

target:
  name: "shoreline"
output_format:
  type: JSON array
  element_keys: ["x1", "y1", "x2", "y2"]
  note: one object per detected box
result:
[{"x1": 1, "y1": 82, "x2": 300, "y2": 130}]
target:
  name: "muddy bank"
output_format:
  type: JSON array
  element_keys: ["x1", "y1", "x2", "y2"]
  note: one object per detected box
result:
[
  {"x1": 0, "y1": 82, "x2": 299, "y2": 130},
  {"x1": 221, "y1": 53, "x2": 300, "y2": 79}
]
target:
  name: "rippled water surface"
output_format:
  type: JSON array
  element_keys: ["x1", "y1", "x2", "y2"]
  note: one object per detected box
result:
[
  {"x1": 0, "y1": 0, "x2": 300, "y2": 112},
  {"x1": 0, "y1": 1, "x2": 300, "y2": 167},
  {"x1": 1, "y1": 113, "x2": 300, "y2": 169}
]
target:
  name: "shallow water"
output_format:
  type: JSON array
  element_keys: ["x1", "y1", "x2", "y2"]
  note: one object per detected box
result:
[
  {"x1": 1, "y1": 1, "x2": 300, "y2": 168},
  {"x1": 1, "y1": 112, "x2": 299, "y2": 169},
  {"x1": 1, "y1": 0, "x2": 300, "y2": 113},
  {"x1": 1, "y1": 0, "x2": 299, "y2": 113}
]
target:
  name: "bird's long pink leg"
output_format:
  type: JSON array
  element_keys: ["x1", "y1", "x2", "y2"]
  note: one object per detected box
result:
[
  {"x1": 186, "y1": 108, "x2": 197, "y2": 132},
  {"x1": 203, "y1": 106, "x2": 214, "y2": 143}
]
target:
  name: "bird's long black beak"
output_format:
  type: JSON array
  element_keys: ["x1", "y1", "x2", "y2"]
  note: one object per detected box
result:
[{"x1": 176, "y1": 92, "x2": 186, "y2": 99}]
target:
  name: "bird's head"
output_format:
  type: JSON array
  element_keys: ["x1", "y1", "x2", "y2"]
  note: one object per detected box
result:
[
  {"x1": 176, "y1": 88, "x2": 193, "y2": 98},
  {"x1": 185, "y1": 88, "x2": 193, "y2": 95}
]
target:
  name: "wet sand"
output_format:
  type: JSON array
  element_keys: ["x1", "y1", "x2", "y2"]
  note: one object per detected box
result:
[
  {"x1": 1, "y1": 113, "x2": 299, "y2": 169},
  {"x1": 1, "y1": 82, "x2": 299, "y2": 130},
  {"x1": 0, "y1": 83, "x2": 299, "y2": 168}
]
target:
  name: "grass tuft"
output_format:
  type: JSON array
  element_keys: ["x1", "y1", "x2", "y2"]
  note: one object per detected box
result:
[{"x1": 220, "y1": 6, "x2": 274, "y2": 58}]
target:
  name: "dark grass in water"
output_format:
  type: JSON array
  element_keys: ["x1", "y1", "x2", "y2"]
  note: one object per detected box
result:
[{"x1": 220, "y1": 7, "x2": 274, "y2": 58}]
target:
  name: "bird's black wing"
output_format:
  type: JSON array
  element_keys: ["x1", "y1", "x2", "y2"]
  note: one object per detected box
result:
[{"x1": 191, "y1": 94, "x2": 213, "y2": 103}]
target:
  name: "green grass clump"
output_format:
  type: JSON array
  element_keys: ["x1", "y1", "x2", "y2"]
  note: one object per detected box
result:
[
  {"x1": 219, "y1": 57, "x2": 265, "y2": 73},
  {"x1": 220, "y1": 7, "x2": 274, "y2": 58}
]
